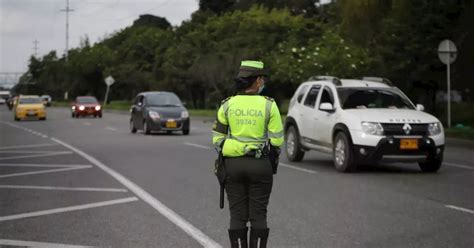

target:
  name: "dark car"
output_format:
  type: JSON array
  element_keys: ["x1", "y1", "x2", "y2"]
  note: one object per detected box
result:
[
  {"x1": 71, "y1": 96, "x2": 102, "y2": 118},
  {"x1": 130, "y1": 91, "x2": 190, "y2": 135}
]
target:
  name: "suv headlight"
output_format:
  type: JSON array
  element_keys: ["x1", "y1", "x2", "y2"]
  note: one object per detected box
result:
[
  {"x1": 428, "y1": 122, "x2": 442, "y2": 136},
  {"x1": 148, "y1": 110, "x2": 160, "y2": 119},
  {"x1": 361, "y1": 122, "x2": 384, "y2": 136},
  {"x1": 181, "y1": 111, "x2": 189, "y2": 118}
]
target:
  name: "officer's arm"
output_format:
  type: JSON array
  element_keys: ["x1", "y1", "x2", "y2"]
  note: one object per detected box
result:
[
  {"x1": 212, "y1": 106, "x2": 228, "y2": 150},
  {"x1": 268, "y1": 102, "x2": 284, "y2": 147}
]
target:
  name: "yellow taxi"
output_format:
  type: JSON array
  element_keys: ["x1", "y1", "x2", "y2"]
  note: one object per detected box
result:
[{"x1": 14, "y1": 95, "x2": 47, "y2": 121}]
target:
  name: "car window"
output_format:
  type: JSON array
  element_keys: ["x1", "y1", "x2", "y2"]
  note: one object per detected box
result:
[
  {"x1": 145, "y1": 93, "x2": 182, "y2": 107},
  {"x1": 303, "y1": 85, "x2": 321, "y2": 108},
  {"x1": 77, "y1": 97, "x2": 98, "y2": 104},
  {"x1": 135, "y1": 95, "x2": 144, "y2": 106},
  {"x1": 320, "y1": 87, "x2": 334, "y2": 106},
  {"x1": 337, "y1": 88, "x2": 414, "y2": 109},
  {"x1": 19, "y1": 97, "x2": 41, "y2": 104},
  {"x1": 296, "y1": 85, "x2": 308, "y2": 103}
]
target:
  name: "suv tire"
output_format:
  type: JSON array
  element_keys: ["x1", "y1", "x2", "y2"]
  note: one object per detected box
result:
[
  {"x1": 285, "y1": 125, "x2": 305, "y2": 162},
  {"x1": 130, "y1": 119, "x2": 137, "y2": 133},
  {"x1": 418, "y1": 156, "x2": 442, "y2": 173},
  {"x1": 333, "y1": 132, "x2": 357, "y2": 173},
  {"x1": 143, "y1": 120, "x2": 151, "y2": 135}
]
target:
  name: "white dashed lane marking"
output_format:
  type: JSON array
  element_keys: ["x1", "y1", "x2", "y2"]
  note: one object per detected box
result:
[
  {"x1": 0, "y1": 185, "x2": 127, "y2": 193},
  {"x1": 0, "y1": 239, "x2": 93, "y2": 248},
  {"x1": 0, "y1": 165, "x2": 92, "y2": 179},
  {"x1": 445, "y1": 205, "x2": 474, "y2": 215},
  {"x1": 0, "y1": 197, "x2": 139, "y2": 222}
]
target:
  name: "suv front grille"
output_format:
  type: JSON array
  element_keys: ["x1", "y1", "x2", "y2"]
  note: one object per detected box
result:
[{"x1": 381, "y1": 123, "x2": 428, "y2": 136}]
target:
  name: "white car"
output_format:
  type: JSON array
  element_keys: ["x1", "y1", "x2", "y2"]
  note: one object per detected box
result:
[{"x1": 284, "y1": 76, "x2": 445, "y2": 173}]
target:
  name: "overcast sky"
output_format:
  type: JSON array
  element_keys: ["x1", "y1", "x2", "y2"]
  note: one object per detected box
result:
[{"x1": 0, "y1": 0, "x2": 199, "y2": 76}]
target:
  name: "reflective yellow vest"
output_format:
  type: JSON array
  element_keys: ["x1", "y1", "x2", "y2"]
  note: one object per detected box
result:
[{"x1": 212, "y1": 95, "x2": 284, "y2": 157}]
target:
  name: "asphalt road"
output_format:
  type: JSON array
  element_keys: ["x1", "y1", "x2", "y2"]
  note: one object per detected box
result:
[{"x1": 0, "y1": 106, "x2": 473, "y2": 248}]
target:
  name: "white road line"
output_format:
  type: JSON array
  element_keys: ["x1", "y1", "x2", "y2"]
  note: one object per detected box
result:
[
  {"x1": 0, "y1": 163, "x2": 91, "y2": 168},
  {"x1": 444, "y1": 162, "x2": 473, "y2": 170},
  {"x1": 0, "y1": 166, "x2": 92, "y2": 179},
  {"x1": 184, "y1": 142, "x2": 212, "y2": 150},
  {"x1": 0, "y1": 151, "x2": 73, "y2": 161},
  {"x1": 42, "y1": 135, "x2": 49, "y2": 138},
  {"x1": 0, "y1": 185, "x2": 127, "y2": 193},
  {"x1": 52, "y1": 137, "x2": 222, "y2": 248},
  {"x1": 0, "y1": 150, "x2": 71, "y2": 154},
  {"x1": 0, "y1": 197, "x2": 138, "y2": 222},
  {"x1": 0, "y1": 239, "x2": 93, "y2": 248},
  {"x1": 105, "y1": 126, "x2": 118, "y2": 131},
  {"x1": 0, "y1": 143, "x2": 58, "y2": 150},
  {"x1": 83, "y1": 122, "x2": 91, "y2": 126},
  {"x1": 279, "y1": 162, "x2": 318, "y2": 174},
  {"x1": 445, "y1": 205, "x2": 474, "y2": 214}
]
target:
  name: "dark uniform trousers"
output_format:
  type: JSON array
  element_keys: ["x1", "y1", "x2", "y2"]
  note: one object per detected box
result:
[{"x1": 225, "y1": 156, "x2": 273, "y2": 229}]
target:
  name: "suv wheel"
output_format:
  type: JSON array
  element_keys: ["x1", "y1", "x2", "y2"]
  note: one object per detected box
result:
[
  {"x1": 333, "y1": 132, "x2": 357, "y2": 172},
  {"x1": 419, "y1": 156, "x2": 442, "y2": 173},
  {"x1": 130, "y1": 119, "x2": 137, "y2": 133},
  {"x1": 285, "y1": 126, "x2": 305, "y2": 162},
  {"x1": 143, "y1": 120, "x2": 151, "y2": 135}
]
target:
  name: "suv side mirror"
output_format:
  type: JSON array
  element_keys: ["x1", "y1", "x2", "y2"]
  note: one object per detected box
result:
[
  {"x1": 320, "y1": 102, "x2": 335, "y2": 112},
  {"x1": 416, "y1": 104, "x2": 425, "y2": 111}
]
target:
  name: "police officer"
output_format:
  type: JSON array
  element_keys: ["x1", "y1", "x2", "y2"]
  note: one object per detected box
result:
[{"x1": 212, "y1": 60, "x2": 284, "y2": 248}]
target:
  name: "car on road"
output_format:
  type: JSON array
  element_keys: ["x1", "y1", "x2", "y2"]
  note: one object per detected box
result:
[
  {"x1": 41, "y1": 94, "x2": 52, "y2": 106},
  {"x1": 71, "y1": 96, "x2": 102, "y2": 118},
  {"x1": 0, "y1": 90, "x2": 10, "y2": 105},
  {"x1": 130, "y1": 91, "x2": 190, "y2": 135},
  {"x1": 285, "y1": 76, "x2": 445, "y2": 173},
  {"x1": 13, "y1": 95, "x2": 47, "y2": 121}
]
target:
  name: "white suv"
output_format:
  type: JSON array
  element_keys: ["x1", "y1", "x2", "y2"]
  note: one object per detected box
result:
[{"x1": 284, "y1": 76, "x2": 445, "y2": 173}]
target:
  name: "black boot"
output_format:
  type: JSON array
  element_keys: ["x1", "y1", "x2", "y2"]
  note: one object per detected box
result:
[
  {"x1": 249, "y1": 228, "x2": 269, "y2": 248},
  {"x1": 228, "y1": 228, "x2": 248, "y2": 248}
]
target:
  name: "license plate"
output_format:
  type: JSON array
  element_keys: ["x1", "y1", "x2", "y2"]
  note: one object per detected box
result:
[
  {"x1": 27, "y1": 111, "x2": 35, "y2": 116},
  {"x1": 400, "y1": 139, "x2": 418, "y2": 150},
  {"x1": 166, "y1": 120, "x2": 177, "y2": 128}
]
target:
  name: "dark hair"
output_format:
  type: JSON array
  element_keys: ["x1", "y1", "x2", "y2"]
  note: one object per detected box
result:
[{"x1": 234, "y1": 76, "x2": 258, "y2": 92}]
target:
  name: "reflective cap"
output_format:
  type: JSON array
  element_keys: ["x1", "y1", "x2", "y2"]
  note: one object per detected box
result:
[{"x1": 237, "y1": 60, "x2": 268, "y2": 78}]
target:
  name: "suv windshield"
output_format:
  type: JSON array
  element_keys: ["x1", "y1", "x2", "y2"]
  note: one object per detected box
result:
[
  {"x1": 77, "y1": 97, "x2": 98, "y2": 104},
  {"x1": 337, "y1": 88, "x2": 414, "y2": 110},
  {"x1": 19, "y1": 97, "x2": 41, "y2": 104},
  {"x1": 146, "y1": 93, "x2": 182, "y2": 107}
]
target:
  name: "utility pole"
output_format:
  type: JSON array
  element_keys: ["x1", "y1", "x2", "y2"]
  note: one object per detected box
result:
[
  {"x1": 61, "y1": 0, "x2": 74, "y2": 62},
  {"x1": 33, "y1": 39, "x2": 39, "y2": 57}
]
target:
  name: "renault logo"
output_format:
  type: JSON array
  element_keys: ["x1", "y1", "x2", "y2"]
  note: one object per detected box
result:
[{"x1": 403, "y1": 123, "x2": 412, "y2": 135}]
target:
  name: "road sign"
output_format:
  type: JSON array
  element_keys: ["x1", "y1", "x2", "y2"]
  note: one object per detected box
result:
[
  {"x1": 437, "y1": 39, "x2": 457, "y2": 128},
  {"x1": 105, "y1": 76, "x2": 115, "y2": 86},
  {"x1": 438, "y1": 40, "x2": 457, "y2": 65},
  {"x1": 104, "y1": 76, "x2": 115, "y2": 106}
]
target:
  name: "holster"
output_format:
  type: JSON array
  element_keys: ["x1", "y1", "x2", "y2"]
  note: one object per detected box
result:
[
  {"x1": 267, "y1": 145, "x2": 281, "y2": 175},
  {"x1": 214, "y1": 150, "x2": 226, "y2": 209}
]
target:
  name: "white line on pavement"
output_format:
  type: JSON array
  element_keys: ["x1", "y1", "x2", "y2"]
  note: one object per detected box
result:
[
  {"x1": 0, "y1": 197, "x2": 139, "y2": 222},
  {"x1": 0, "y1": 185, "x2": 128, "y2": 193},
  {"x1": 52, "y1": 137, "x2": 222, "y2": 248},
  {"x1": 184, "y1": 142, "x2": 212, "y2": 150},
  {"x1": 105, "y1": 126, "x2": 118, "y2": 131},
  {"x1": 0, "y1": 143, "x2": 58, "y2": 150},
  {"x1": 0, "y1": 239, "x2": 93, "y2": 248},
  {"x1": 83, "y1": 122, "x2": 91, "y2": 126},
  {"x1": 0, "y1": 163, "x2": 91, "y2": 168},
  {"x1": 0, "y1": 166, "x2": 92, "y2": 179},
  {"x1": 444, "y1": 162, "x2": 473, "y2": 170},
  {"x1": 445, "y1": 205, "x2": 474, "y2": 214},
  {"x1": 0, "y1": 150, "x2": 71, "y2": 154},
  {"x1": 0, "y1": 151, "x2": 73, "y2": 161},
  {"x1": 279, "y1": 162, "x2": 318, "y2": 174}
]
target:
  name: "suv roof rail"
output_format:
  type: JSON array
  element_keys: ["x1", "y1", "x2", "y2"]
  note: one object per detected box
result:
[
  {"x1": 308, "y1": 76, "x2": 342, "y2": 86},
  {"x1": 362, "y1": 77, "x2": 394, "y2": 87}
]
